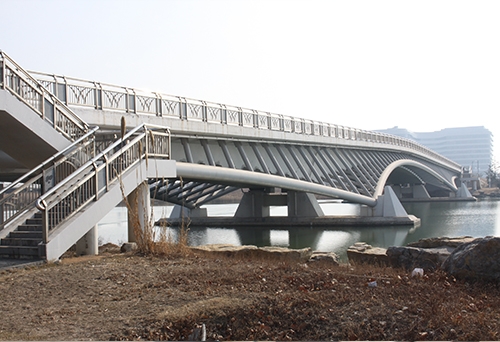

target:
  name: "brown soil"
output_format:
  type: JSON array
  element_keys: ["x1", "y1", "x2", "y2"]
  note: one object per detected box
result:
[{"x1": 1, "y1": 246, "x2": 500, "y2": 341}]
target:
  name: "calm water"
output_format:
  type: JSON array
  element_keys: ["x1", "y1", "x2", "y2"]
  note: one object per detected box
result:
[{"x1": 98, "y1": 199, "x2": 500, "y2": 259}]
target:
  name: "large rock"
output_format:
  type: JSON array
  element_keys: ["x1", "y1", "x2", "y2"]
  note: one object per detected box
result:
[
  {"x1": 386, "y1": 245, "x2": 454, "y2": 270},
  {"x1": 407, "y1": 236, "x2": 475, "y2": 249},
  {"x1": 441, "y1": 236, "x2": 500, "y2": 281},
  {"x1": 308, "y1": 252, "x2": 340, "y2": 266},
  {"x1": 347, "y1": 242, "x2": 389, "y2": 266},
  {"x1": 191, "y1": 244, "x2": 313, "y2": 262}
]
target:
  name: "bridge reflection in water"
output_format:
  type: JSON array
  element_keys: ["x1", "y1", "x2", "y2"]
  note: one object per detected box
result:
[{"x1": 97, "y1": 201, "x2": 414, "y2": 260}]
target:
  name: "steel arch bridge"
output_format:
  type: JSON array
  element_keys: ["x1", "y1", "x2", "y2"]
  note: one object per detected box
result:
[{"x1": 30, "y1": 70, "x2": 467, "y2": 217}]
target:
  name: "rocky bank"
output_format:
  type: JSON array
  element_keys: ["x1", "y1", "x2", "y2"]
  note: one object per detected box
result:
[{"x1": 348, "y1": 236, "x2": 500, "y2": 282}]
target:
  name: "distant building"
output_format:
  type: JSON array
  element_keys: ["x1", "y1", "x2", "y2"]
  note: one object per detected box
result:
[{"x1": 376, "y1": 126, "x2": 494, "y2": 176}]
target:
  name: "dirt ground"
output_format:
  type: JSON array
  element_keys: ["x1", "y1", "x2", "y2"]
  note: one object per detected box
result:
[{"x1": 1, "y1": 245, "x2": 500, "y2": 341}]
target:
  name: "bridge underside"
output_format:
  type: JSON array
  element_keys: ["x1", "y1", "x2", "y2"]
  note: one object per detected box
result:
[{"x1": 150, "y1": 136, "x2": 463, "y2": 216}]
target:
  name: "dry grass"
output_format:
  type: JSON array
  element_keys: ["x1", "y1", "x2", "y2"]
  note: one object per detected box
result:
[
  {"x1": 1, "y1": 251, "x2": 500, "y2": 341},
  {"x1": 122, "y1": 179, "x2": 191, "y2": 257}
]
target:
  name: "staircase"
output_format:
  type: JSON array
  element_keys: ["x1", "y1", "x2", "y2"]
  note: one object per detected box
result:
[
  {"x1": 0, "y1": 213, "x2": 44, "y2": 259},
  {"x1": 0, "y1": 51, "x2": 174, "y2": 261}
]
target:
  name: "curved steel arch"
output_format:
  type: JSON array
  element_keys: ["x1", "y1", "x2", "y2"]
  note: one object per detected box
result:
[
  {"x1": 169, "y1": 159, "x2": 459, "y2": 208},
  {"x1": 175, "y1": 162, "x2": 378, "y2": 207},
  {"x1": 374, "y1": 159, "x2": 459, "y2": 198}
]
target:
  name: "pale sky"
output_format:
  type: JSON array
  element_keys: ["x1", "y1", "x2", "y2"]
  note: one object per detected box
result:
[{"x1": 2, "y1": 0, "x2": 499, "y2": 159}]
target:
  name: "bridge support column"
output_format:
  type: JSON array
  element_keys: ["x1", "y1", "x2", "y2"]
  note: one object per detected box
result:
[
  {"x1": 391, "y1": 185, "x2": 402, "y2": 199},
  {"x1": 374, "y1": 186, "x2": 408, "y2": 217},
  {"x1": 127, "y1": 181, "x2": 151, "y2": 243},
  {"x1": 456, "y1": 183, "x2": 473, "y2": 198},
  {"x1": 412, "y1": 184, "x2": 431, "y2": 199},
  {"x1": 287, "y1": 191, "x2": 324, "y2": 217},
  {"x1": 75, "y1": 225, "x2": 98, "y2": 256},
  {"x1": 170, "y1": 205, "x2": 208, "y2": 219},
  {"x1": 235, "y1": 190, "x2": 271, "y2": 218}
]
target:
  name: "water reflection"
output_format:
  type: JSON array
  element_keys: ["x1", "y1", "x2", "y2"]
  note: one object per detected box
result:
[{"x1": 97, "y1": 199, "x2": 500, "y2": 258}]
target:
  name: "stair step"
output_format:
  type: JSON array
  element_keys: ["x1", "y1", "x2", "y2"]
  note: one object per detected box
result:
[
  {"x1": 0, "y1": 245, "x2": 41, "y2": 258},
  {"x1": 17, "y1": 224, "x2": 43, "y2": 232},
  {"x1": 9, "y1": 231, "x2": 43, "y2": 239},
  {"x1": 26, "y1": 218, "x2": 42, "y2": 225},
  {"x1": 1, "y1": 238, "x2": 41, "y2": 247}
]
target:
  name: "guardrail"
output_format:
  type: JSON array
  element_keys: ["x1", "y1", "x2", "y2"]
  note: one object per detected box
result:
[
  {"x1": 36, "y1": 124, "x2": 170, "y2": 242},
  {"x1": 0, "y1": 51, "x2": 89, "y2": 140},
  {"x1": 30, "y1": 70, "x2": 461, "y2": 171},
  {"x1": 0, "y1": 127, "x2": 99, "y2": 230}
]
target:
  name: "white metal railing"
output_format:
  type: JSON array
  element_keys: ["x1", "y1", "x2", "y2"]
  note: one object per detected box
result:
[
  {"x1": 35, "y1": 124, "x2": 170, "y2": 243},
  {"x1": 0, "y1": 127, "x2": 99, "y2": 230},
  {"x1": 0, "y1": 51, "x2": 89, "y2": 140},
  {"x1": 29, "y1": 70, "x2": 462, "y2": 171}
]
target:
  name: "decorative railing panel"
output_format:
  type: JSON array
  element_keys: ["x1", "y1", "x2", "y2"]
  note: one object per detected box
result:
[
  {"x1": 226, "y1": 106, "x2": 240, "y2": 125},
  {"x1": 67, "y1": 84, "x2": 95, "y2": 107},
  {"x1": 136, "y1": 93, "x2": 158, "y2": 114},
  {"x1": 185, "y1": 99, "x2": 205, "y2": 121},
  {"x1": 242, "y1": 109, "x2": 254, "y2": 128},
  {"x1": 102, "y1": 89, "x2": 127, "y2": 111},
  {"x1": 206, "y1": 103, "x2": 223, "y2": 123},
  {"x1": 161, "y1": 97, "x2": 182, "y2": 117}
]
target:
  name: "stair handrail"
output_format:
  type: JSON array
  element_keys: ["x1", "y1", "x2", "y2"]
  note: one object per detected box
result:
[
  {"x1": 0, "y1": 126, "x2": 100, "y2": 230},
  {"x1": 35, "y1": 123, "x2": 171, "y2": 242},
  {"x1": 0, "y1": 50, "x2": 89, "y2": 140}
]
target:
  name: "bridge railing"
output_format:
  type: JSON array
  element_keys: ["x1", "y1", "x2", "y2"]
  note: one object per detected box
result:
[
  {"x1": 35, "y1": 124, "x2": 170, "y2": 242},
  {"x1": 0, "y1": 127, "x2": 99, "y2": 231},
  {"x1": 30, "y1": 71, "x2": 461, "y2": 171},
  {"x1": 0, "y1": 51, "x2": 89, "y2": 140}
]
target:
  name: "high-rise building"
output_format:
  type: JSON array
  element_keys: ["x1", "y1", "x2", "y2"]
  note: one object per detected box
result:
[{"x1": 376, "y1": 126, "x2": 494, "y2": 176}]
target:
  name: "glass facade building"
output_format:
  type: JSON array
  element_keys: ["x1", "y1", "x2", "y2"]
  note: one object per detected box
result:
[{"x1": 376, "y1": 126, "x2": 494, "y2": 176}]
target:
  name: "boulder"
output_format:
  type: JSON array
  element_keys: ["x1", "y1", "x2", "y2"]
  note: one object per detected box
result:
[
  {"x1": 191, "y1": 244, "x2": 313, "y2": 262},
  {"x1": 407, "y1": 236, "x2": 475, "y2": 249},
  {"x1": 308, "y1": 252, "x2": 340, "y2": 266},
  {"x1": 347, "y1": 242, "x2": 389, "y2": 266},
  {"x1": 191, "y1": 244, "x2": 259, "y2": 258},
  {"x1": 441, "y1": 236, "x2": 500, "y2": 281},
  {"x1": 386, "y1": 245, "x2": 454, "y2": 270},
  {"x1": 259, "y1": 246, "x2": 313, "y2": 262},
  {"x1": 120, "y1": 242, "x2": 138, "y2": 253}
]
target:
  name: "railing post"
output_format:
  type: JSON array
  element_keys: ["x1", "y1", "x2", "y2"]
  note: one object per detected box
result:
[
  {"x1": 94, "y1": 82, "x2": 102, "y2": 109},
  {"x1": 155, "y1": 93, "x2": 162, "y2": 117},
  {"x1": 93, "y1": 162, "x2": 99, "y2": 201},
  {"x1": 42, "y1": 206, "x2": 49, "y2": 243},
  {"x1": 0, "y1": 183, "x2": 4, "y2": 226},
  {"x1": 0, "y1": 54, "x2": 4, "y2": 89}
]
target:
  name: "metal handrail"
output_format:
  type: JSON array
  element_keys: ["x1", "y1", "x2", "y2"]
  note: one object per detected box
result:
[
  {"x1": 0, "y1": 126, "x2": 99, "y2": 195},
  {"x1": 0, "y1": 127, "x2": 100, "y2": 230},
  {"x1": 35, "y1": 124, "x2": 170, "y2": 242},
  {"x1": 30, "y1": 70, "x2": 461, "y2": 171},
  {"x1": 0, "y1": 51, "x2": 89, "y2": 140}
]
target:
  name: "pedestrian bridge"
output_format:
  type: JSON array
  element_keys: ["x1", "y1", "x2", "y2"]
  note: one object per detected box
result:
[
  {"x1": 0, "y1": 51, "x2": 470, "y2": 260},
  {"x1": 30, "y1": 64, "x2": 468, "y2": 212}
]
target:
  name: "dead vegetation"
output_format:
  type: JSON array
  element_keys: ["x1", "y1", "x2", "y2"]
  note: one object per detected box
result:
[{"x1": 1, "y1": 249, "x2": 500, "y2": 341}]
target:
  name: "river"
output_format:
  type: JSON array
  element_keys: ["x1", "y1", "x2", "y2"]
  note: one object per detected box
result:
[{"x1": 98, "y1": 199, "x2": 500, "y2": 260}]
